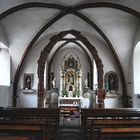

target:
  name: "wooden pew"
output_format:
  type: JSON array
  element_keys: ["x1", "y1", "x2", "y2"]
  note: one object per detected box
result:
[
  {"x1": 0, "y1": 120, "x2": 48, "y2": 140},
  {"x1": 0, "y1": 108, "x2": 59, "y2": 140},
  {"x1": 81, "y1": 108, "x2": 140, "y2": 140},
  {"x1": 92, "y1": 119, "x2": 140, "y2": 139},
  {"x1": 0, "y1": 136, "x2": 31, "y2": 140},
  {"x1": 97, "y1": 127, "x2": 140, "y2": 140}
]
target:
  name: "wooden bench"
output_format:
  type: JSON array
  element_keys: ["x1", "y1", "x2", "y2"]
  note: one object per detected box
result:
[
  {"x1": 97, "y1": 127, "x2": 140, "y2": 140},
  {"x1": 92, "y1": 119, "x2": 140, "y2": 139},
  {"x1": 0, "y1": 120, "x2": 48, "y2": 140},
  {"x1": 0, "y1": 108, "x2": 59, "y2": 140},
  {"x1": 81, "y1": 108, "x2": 140, "y2": 140},
  {"x1": 0, "y1": 136, "x2": 31, "y2": 140}
]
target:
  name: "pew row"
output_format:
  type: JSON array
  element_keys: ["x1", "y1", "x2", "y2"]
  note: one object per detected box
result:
[
  {"x1": 97, "y1": 127, "x2": 140, "y2": 140},
  {"x1": 0, "y1": 108, "x2": 59, "y2": 140},
  {"x1": 0, "y1": 120, "x2": 48, "y2": 140},
  {"x1": 81, "y1": 108, "x2": 140, "y2": 140}
]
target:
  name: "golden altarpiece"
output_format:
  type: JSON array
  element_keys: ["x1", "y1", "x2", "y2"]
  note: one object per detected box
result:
[{"x1": 58, "y1": 54, "x2": 83, "y2": 110}]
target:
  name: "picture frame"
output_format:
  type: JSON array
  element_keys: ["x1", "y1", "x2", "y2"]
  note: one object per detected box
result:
[
  {"x1": 105, "y1": 71, "x2": 119, "y2": 97},
  {"x1": 105, "y1": 71, "x2": 118, "y2": 91},
  {"x1": 23, "y1": 73, "x2": 34, "y2": 90}
]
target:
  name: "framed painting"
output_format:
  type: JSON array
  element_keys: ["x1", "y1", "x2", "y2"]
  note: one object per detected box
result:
[{"x1": 105, "y1": 71, "x2": 119, "y2": 97}]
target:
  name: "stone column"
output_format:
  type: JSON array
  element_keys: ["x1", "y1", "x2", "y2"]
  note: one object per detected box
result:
[{"x1": 97, "y1": 89, "x2": 105, "y2": 108}]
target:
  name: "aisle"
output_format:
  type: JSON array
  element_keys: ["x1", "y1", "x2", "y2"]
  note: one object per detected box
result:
[
  {"x1": 55, "y1": 127, "x2": 86, "y2": 140},
  {"x1": 55, "y1": 113, "x2": 86, "y2": 140},
  {"x1": 59, "y1": 116, "x2": 80, "y2": 128}
]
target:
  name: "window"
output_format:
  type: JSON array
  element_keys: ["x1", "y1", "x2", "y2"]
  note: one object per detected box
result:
[
  {"x1": 134, "y1": 41, "x2": 140, "y2": 94},
  {"x1": 0, "y1": 46, "x2": 10, "y2": 86}
]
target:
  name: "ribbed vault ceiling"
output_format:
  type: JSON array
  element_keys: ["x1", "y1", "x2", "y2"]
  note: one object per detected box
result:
[{"x1": 0, "y1": 0, "x2": 139, "y2": 82}]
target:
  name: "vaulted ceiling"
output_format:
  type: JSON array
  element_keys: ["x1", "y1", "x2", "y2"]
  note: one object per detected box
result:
[{"x1": 0, "y1": 0, "x2": 139, "y2": 67}]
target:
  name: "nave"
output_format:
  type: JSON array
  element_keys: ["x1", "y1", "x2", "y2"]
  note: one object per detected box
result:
[
  {"x1": 0, "y1": 1, "x2": 140, "y2": 140},
  {"x1": 55, "y1": 127, "x2": 85, "y2": 140}
]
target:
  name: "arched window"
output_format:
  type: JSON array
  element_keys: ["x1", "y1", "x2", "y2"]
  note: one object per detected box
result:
[
  {"x1": 0, "y1": 43, "x2": 10, "y2": 86},
  {"x1": 134, "y1": 41, "x2": 140, "y2": 94}
]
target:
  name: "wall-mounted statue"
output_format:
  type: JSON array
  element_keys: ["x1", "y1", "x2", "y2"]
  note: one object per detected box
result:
[
  {"x1": 23, "y1": 73, "x2": 34, "y2": 90},
  {"x1": 108, "y1": 74, "x2": 116, "y2": 90}
]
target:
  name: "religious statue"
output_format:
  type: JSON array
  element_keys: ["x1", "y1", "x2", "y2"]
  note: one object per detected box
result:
[
  {"x1": 85, "y1": 78, "x2": 88, "y2": 88},
  {"x1": 52, "y1": 78, "x2": 56, "y2": 88},
  {"x1": 108, "y1": 74, "x2": 116, "y2": 90},
  {"x1": 24, "y1": 76, "x2": 31, "y2": 90},
  {"x1": 68, "y1": 74, "x2": 74, "y2": 84}
]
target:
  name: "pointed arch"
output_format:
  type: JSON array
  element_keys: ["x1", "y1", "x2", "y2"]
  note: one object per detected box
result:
[
  {"x1": 37, "y1": 30, "x2": 104, "y2": 107},
  {"x1": 6, "y1": 2, "x2": 136, "y2": 106}
]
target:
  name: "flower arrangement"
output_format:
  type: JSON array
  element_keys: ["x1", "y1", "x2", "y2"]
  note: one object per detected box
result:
[
  {"x1": 62, "y1": 88, "x2": 68, "y2": 97},
  {"x1": 73, "y1": 89, "x2": 80, "y2": 97}
]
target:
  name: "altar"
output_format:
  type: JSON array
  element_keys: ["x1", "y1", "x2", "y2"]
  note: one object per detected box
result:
[
  {"x1": 58, "y1": 97, "x2": 81, "y2": 107},
  {"x1": 58, "y1": 96, "x2": 90, "y2": 110},
  {"x1": 50, "y1": 54, "x2": 90, "y2": 109}
]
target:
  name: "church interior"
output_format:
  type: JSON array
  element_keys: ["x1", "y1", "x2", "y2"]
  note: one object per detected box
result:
[{"x1": 0, "y1": 0, "x2": 140, "y2": 140}]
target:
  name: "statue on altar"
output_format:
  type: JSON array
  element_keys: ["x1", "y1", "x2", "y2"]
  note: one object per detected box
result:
[
  {"x1": 68, "y1": 73, "x2": 74, "y2": 84},
  {"x1": 85, "y1": 78, "x2": 88, "y2": 88},
  {"x1": 52, "y1": 78, "x2": 56, "y2": 88},
  {"x1": 67, "y1": 82, "x2": 75, "y2": 97}
]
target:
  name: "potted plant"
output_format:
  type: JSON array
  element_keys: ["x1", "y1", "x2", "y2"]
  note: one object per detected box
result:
[
  {"x1": 62, "y1": 88, "x2": 68, "y2": 97},
  {"x1": 73, "y1": 89, "x2": 80, "y2": 97}
]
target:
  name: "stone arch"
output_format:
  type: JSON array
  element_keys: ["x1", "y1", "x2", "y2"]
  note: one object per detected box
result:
[{"x1": 37, "y1": 30, "x2": 104, "y2": 107}]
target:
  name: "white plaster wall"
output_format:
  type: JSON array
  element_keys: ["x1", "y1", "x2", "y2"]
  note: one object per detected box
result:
[
  {"x1": 0, "y1": 49, "x2": 10, "y2": 86},
  {"x1": 17, "y1": 33, "x2": 56, "y2": 107},
  {"x1": 105, "y1": 97, "x2": 123, "y2": 108},
  {"x1": 17, "y1": 35, "x2": 52, "y2": 107},
  {"x1": 81, "y1": 8, "x2": 139, "y2": 83},
  {"x1": 0, "y1": 24, "x2": 8, "y2": 47},
  {"x1": 1, "y1": 7, "x2": 59, "y2": 80},
  {"x1": 0, "y1": 25, "x2": 12, "y2": 107},
  {"x1": 18, "y1": 93, "x2": 37, "y2": 107},
  {"x1": 83, "y1": 32, "x2": 123, "y2": 95},
  {"x1": 0, "y1": 86, "x2": 12, "y2": 107}
]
